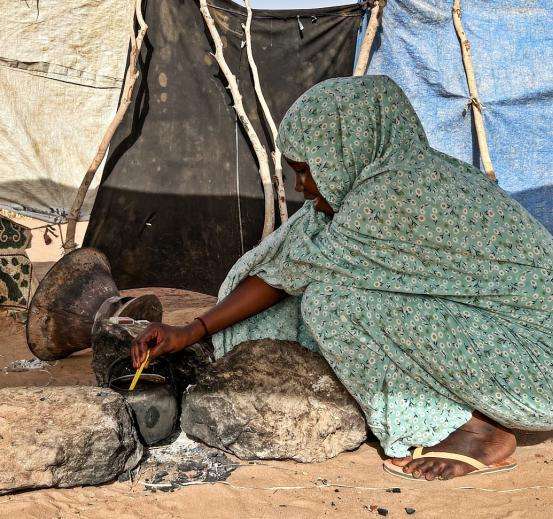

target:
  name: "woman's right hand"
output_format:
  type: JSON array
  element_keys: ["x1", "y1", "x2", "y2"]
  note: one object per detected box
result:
[
  {"x1": 131, "y1": 323, "x2": 190, "y2": 368},
  {"x1": 129, "y1": 276, "x2": 287, "y2": 368}
]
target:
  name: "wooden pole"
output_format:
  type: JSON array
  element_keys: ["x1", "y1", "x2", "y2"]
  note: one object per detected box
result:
[
  {"x1": 200, "y1": 0, "x2": 275, "y2": 238},
  {"x1": 63, "y1": 0, "x2": 148, "y2": 253},
  {"x1": 353, "y1": 1, "x2": 384, "y2": 77},
  {"x1": 452, "y1": 0, "x2": 496, "y2": 181},
  {"x1": 243, "y1": 1, "x2": 288, "y2": 224}
]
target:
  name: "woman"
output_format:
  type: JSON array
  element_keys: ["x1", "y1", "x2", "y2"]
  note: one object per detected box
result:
[{"x1": 132, "y1": 76, "x2": 553, "y2": 481}]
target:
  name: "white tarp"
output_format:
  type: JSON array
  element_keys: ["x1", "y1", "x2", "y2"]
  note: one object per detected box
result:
[{"x1": 0, "y1": 0, "x2": 135, "y2": 222}]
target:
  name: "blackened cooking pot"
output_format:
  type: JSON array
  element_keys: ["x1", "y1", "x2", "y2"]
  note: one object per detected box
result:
[{"x1": 108, "y1": 357, "x2": 178, "y2": 446}]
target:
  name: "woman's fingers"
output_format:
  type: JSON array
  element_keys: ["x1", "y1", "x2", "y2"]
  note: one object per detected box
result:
[
  {"x1": 131, "y1": 325, "x2": 159, "y2": 368},
  {"x1": 149, "y1": 338, "x2": 172, "y2": 360},
  {"x1": 131, "y1": 340, "x2": 140, "y2": 368},
  {"x1": 131, "y1": 344, "x2": 142, "y2": 369},
  {"x1": 131, "y1": 339, "x2": 144, "y2": 368},
  {"x1": 129, "y1": 323, "x2": 185, "y2": 367},
  {"x1": 131, "y1": 342, "x2": 136, "y2": 367}
]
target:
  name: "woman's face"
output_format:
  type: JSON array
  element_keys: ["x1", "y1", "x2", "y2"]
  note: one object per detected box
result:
[{"x1": 286, "y1": 158, "x2": 335, "y2": 216}]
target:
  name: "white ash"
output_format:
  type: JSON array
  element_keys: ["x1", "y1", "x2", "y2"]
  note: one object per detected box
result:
[
  {"x1": 4, "y1": 357, "x2": 52, "y2": 372},
  {"x1": 131, "y1": 431, "x2": 238, "y2": 491},
  {"x1": 147, "y1": 430, "x2": 203, "y2": 463}
]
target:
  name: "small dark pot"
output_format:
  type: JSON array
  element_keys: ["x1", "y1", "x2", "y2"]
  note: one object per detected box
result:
[{"x1": 108, "y1": 358, "x2": 178, "y2": 446}]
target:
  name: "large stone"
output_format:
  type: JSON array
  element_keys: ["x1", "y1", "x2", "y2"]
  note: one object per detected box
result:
[
  {"x1": 0, "y1": 386, "x2": 143, "y2": 494},
  {"x1": 181, "y1": 340, "x2": 367, "y2": 463}
]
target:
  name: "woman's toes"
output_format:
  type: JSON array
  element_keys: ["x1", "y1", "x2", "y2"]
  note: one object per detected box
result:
[
  {"x1": 441, "y1": 466, "x2": 455, "y2": 480},
  {"x1": 391, "y1": 457, "x2": 411, "y2": 467},
  {"x1": 402, "y1": 459, "x2": 425, "y2": 475},
  {"x1": 417, "y1": 460, "x2": 437, "y2": 480},
  {"x1": 426, "y1": 461, "x2": 446, "y2": 481},
  {"x1": 404, "y1": 459, "x2": 432, "y2": 478}
]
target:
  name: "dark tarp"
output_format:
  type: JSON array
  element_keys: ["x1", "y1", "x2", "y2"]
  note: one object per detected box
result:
[{"x1": 84, "y1": 0, "x2": 364, "y2": 295}]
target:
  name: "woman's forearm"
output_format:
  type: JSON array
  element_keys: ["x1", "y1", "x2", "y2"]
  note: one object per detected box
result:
[
  {"x1": 132, "y1": 276, "x2": 287, "y2": 365},
  {"x1": 198, "y1": 275, "x2": 287, "y2": 336}
]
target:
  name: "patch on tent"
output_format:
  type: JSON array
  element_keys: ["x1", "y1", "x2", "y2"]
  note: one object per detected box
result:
[{"x1": 0, "y1": 217, "x2": 31, "y2": 309}]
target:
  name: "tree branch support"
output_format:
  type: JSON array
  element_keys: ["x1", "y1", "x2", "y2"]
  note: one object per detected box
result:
[
  {"x1": 452, "y1": 0, "x2": 496, "y2": 181},
  {"x1": 200, "y1": 0, "x2": 275, "y2": 238},
  {"x1": 63, "y1": 0, "x2": 148, "y2": 253},
  {"x1": 243, "y1": 1, "x2": 287, "y2": 224},
  {"x1": 353, "y1": 1, "x2": 385, "y2": 77}
]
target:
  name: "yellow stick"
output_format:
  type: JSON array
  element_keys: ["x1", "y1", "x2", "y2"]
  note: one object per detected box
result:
[{"x1": 128, "y1": 350, "x2": 150, "y2": 391}]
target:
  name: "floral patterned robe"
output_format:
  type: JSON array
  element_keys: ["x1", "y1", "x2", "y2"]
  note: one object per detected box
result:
[{"x1": 213, "y1": 76, "x2": 553, "y2": 457}]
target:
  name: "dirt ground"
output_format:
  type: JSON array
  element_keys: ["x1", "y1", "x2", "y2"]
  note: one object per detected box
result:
[{"x1": 1, "y1": 220, "x2": 552, "y2": 518}]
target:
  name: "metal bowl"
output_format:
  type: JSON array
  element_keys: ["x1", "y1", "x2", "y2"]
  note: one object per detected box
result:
[{"x1": 109, "y1": 361, "x2": 179, "y2": 446}]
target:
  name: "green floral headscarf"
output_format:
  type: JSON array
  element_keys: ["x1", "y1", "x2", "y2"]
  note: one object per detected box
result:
[{"x1": 276, "y1": 75, "x2": 428, "y2": 210}]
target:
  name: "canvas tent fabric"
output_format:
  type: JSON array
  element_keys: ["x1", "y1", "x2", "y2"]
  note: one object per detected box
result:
[
  {"x1": 362, "y1": 0, "x2": 552, "y2": 233},
  {"x1": 84, "y1": 0, "x2": 364, "y2": 295},
  {"x1": 0, "y1": 0, "x2": 135, "y2": 222}
]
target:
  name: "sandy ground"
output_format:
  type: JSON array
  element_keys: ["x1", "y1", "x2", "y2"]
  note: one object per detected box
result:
[{"x1": 1, "y1": 219, "x2": 553, "y2": 518}]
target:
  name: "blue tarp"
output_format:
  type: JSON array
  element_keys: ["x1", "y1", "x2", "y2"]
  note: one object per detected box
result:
[{"x1": 357, "y1": 0, "x2": 552, "y2": 232}]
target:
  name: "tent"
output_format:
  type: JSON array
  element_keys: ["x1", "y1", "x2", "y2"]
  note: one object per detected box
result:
[
  {"x1": 84, "y1": 0, "x2": 365, "y2": 294},
  {"x1": 0, "y1": 0, "x2": 135, "y2": 221},
  {"x1": 0, "y1": 0, "x2": 550, "y2": 302}
]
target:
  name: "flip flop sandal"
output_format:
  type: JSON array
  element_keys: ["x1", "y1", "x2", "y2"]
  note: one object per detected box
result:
[{"x1": 383, "y1": 446, "x2": 517, "y2": 480}]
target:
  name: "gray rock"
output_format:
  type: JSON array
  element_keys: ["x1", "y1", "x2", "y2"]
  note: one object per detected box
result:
[
  {"x1": 0, "y1": 386, "x2": 143, "y2": 494},
  {"x1": 181, "y1": 340, "x2": 367, "y2": 463},
  {"x1": 92, "y1": 323, "x2": 138, "y2": 386}
]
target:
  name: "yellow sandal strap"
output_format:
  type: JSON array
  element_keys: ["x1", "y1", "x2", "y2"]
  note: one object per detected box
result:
[{"x1": 412, "y1": 446, "x2": 487, "y2": 470}]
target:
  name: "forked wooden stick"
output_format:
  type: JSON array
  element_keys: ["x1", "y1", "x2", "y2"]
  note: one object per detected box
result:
[
  {"x1": 63, "y1": 0, "x2": 148, "y2": 253},
  {"x1": 243, "y1": 1, "x2": 288, "y2": 224},
  {"x1": 200, "y1": 0, "x2": 275, "y2": 238},
  {"x1": 452, "y1": 0, "x2": 496, "y2": 181},
  {"x1": 353, "y1": 1, "x2": 384, "y2": 77}
]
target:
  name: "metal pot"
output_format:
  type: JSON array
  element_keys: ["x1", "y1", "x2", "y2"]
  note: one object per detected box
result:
[{"x1": 108, "y1": 358, "x2": 178, "y2": 446}]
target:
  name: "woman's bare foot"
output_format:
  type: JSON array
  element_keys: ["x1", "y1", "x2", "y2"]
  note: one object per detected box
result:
[{"x1": 391, "y1": 412, "x2": 516, "y2": 480}]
